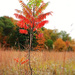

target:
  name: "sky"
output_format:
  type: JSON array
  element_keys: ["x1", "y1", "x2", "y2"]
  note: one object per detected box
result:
[{"x1": 0, "y1": 0, "x2": 75, "y2": 39}]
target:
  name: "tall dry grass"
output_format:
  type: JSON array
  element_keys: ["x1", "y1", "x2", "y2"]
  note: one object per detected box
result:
[{"x1": 0, "y1": 48, "x2": 75, "y2": 75}]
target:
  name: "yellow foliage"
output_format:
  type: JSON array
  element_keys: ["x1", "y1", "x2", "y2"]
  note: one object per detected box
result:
[
  {"x1": 72, "y1": 46, "x2": 75, "y2": 51},
  {"x1": 54, "y1": 38, "x2": 66, "y2": 51},
  {"x1": 70, "y1": 39, "x2": 75, "y2": 51}
]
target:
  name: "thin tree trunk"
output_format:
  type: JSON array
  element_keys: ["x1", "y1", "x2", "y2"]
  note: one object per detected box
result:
[
  {"x1": 29, "y1": 5, "x2": 35, "y2": 75},
  {"x1": 29, "y1": 33, "x2": 33, "y2": 75}
]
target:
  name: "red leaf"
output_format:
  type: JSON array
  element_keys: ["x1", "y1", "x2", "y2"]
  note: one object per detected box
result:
[
  {"x1": 36, "y1": 20, "x2": 49, "y2": 29},
  {"x1": 14, "y1": 13, "x2": 31, "y2": 24},
  {"x1": 17, "y1": 20, "x2": 24, "y2": 28},
  {"x1": 35, "y1": 12, "x2": 53, "y2": 22},
  {"x1": 21, "y1": 59, "x2": 29, "y2": 64},
  {"x1": 24, "y1": 24, "x2": 28, "y2": 29},
  {"x1": 33, "y1": 28, "x2": 37, "y2": 31},
  {"x1": 14, "y1": 58, "x2": 19, "y2": 62},
  {"x1": 15, "y1": 9, "x2": 22, "y2": 14},
  {"x1": 23, "y1": 8, "x2": 34, "y2": 21},
  {"x1": 17, "y1": 20, "x2": 28, "y2": 29},
  {"x1": 38, "y1": 33, "x2": 43, "y2": 38},
  {"x1": 19, "y1": 29, "x2": 28, "y2": 34}
]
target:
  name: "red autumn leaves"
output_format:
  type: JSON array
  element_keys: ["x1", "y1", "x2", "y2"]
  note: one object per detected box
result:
[
  {"x1": 14, "y1": 13, "x2": 50, "y2": 34},
  {"x1": 35, "y1": 20, "x2": 49, "y2": 29},
  {"x1": 19, "y1": 29, "x2": 28, "y2": 34},
  {"x1": 14, "y1": 0, "x2": 53, "y2": 35},
  {"x1": 14, "y1": 57, "x2": 29, "y2": 65}
]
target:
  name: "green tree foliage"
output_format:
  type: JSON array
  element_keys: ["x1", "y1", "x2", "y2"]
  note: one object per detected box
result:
[
  {"x1": 0, "y1": 16, "x2": 14, "y2": 45},
  {"x1": 50, "y1": 29, "x2": 60, "y2": 42},
  {"x1": 27, "y1": 0, "x2": 43, "y2": 9},
  {"x1": 45, "y1": 39, "x2": 53, "y2": 50},
  {"x1": 7, "y1": 25, "x2": 37, "y2": 49},
  {"x1": 59, "y1": 31, "x2": 71, "y2": 41},
  {"x1": 0, "y1": 17, "x2": 14, "y2": 35}
]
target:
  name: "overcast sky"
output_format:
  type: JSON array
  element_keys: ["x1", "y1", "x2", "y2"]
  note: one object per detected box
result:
[{"x1": 0, "y1": 0, "x2": 75, "y2": 39}]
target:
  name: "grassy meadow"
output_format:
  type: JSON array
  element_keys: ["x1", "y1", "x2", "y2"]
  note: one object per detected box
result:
[{"x1": 0, "y1": 48, "x2": 75, "y2": 75}]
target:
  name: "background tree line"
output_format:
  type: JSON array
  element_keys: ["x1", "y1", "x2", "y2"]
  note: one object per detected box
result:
[{"x1": 0, "y1": 16, "x2": 75, "y2": 51}]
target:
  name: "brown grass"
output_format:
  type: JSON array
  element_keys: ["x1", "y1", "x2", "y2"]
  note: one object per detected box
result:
[{"x1": 0, "y1": 48, "x2": 75, "y2": 75}]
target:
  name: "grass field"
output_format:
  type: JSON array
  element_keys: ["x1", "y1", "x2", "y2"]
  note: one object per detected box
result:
[{"x1": 0, "y1": 48, "x2": 75, "y2": 75}]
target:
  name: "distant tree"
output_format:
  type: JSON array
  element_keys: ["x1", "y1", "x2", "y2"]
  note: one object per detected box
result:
[
  {"x1": 0, "y1": 16, "x2": 15, "y2": 47},
  {"x1": 51, "y1": 29, "x2": 60, "y2": 42},
  {"x1": 69, "y1": 39, "x2": 75, "y2": 51},
  {"x1": 54, "y1": 38, "x2": 66, "y2": 51},
  {"x1": 45, "y1": 39, "x2": 53, "y2": 50},
  {"x1": 34, "y1": 31, "x2": 45, "y2": 51},
  {"x1": 43, "y1": 28, "x2": 60, "y2": 42},
  {"x1": 59, "y1": 31, "x2": 71, "y2": 41},
  {"x1": 43, "y1": 29, "x2": 53, "y2": 40},
  {"x1": 4, "y1": 16, "x2": 17, "y2": 25}
]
